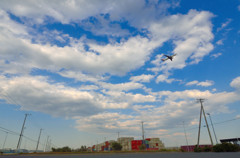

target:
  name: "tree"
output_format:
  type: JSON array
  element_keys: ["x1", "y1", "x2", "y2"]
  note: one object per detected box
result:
[
  {"x1": 139, "y1": 144, "x2": 146, "y2": 150},
  {"x1": 52, "y1": 146, "x2": 72, "y2": 152},
  {"x1": 111, "y1": 142, "x2": 122, "y2": 151}
]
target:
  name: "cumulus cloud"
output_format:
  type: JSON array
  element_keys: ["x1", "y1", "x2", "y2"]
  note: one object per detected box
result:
[
  {"x1": 156, "y1": 74, "x2": 175, "y2": 83},
  {"x1": 186, "y1": 80, "x2": 214, "y2": 87},
  {"x1": 0, "y1": 5, "x2": 215, "y2": 82},
  {"x1": 0, "y1": 0, "x2": 177, "y2": 28},
  {"x1": 73, "y1": 86, "x2": 240, "y2": 134},
  {"x1": 130, "y1": 74, "x2": 155, "y2": 83},
  {"x1": 150, "y1": 10, "x2": 214, "y2": 74},
  {"x1": 0, "y1": 75, "x2": 104, "y2": 117},
  {"x1": 230, "y1": 76, "x2": 240, "y2": 90},
  {"x1": 2, "y1": 0, "x2": 236, "y2": 139}
]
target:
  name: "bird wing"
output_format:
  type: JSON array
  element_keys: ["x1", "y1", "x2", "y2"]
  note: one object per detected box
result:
[{"x1": 161, "y1": 58, "x2": 168, "y2": 61}]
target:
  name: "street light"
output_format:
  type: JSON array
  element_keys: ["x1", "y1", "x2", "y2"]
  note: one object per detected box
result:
[{"x1": 207, "y1": 113, "x2": 218, "y2": 144}]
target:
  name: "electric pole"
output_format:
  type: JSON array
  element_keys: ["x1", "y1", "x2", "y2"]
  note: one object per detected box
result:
[
  {"x1": 197, "y1": 100, "x2": 203, "y2": 147},
  {"x1": 45, "y1": 136, "x2": 49, "y2": 152},
  {"x1": 36, "y1": 128, "x2": 43, "y2": 152},
  {"x1": 207, "y1": 113, "x2": 218, "y2": 144},
  {"x1": 141, "y1": 121, "x2": 145, "y2": 144},
  {"x1": 17, "y1": 113, "x2": 30, "y2": 150},
  {"x1": 2, "y1": 132, "x2": 8, "y2": 149},
  {"x1": 183, "y1": 121, "x2": 189, "y2": 152},
  {"x1": 196, "y1": 99, "x2": 213, "y2": 147}
]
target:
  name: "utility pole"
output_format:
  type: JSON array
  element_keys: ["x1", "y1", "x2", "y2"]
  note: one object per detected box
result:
[
  {"x1": 197, "y1": 101, "x2": 203, "y2": 148},
  {"x1": 36, "y1": 128, "x2": 43, "y2": 152},
  {"x1": 196, "y1": 99, "x2": 213, "y2": 146},
  {"x1": 141, "y1": 121, "x2": 145, "y2": 144},
  {"x1": 117, "y1": 132, "x2": 120, "y2": 140},
  {"x1": 183, "y1": 121, "x2": 189, "y2": 152},
  {"x1": 17, "y1": 113, "x2": 30, "y2": 150},
  {"x1": 202, "y1": 103, "x2": 213, "y2": 145},
  {"x1": 45, "y1": 136, "x2": 49, "y2": 152},
  {"x1": 207, "y1": 113, "x2": 218, "y2": 144},
  {"x1": 2, "y1": 132, "x2": 8, "y2": 149}
]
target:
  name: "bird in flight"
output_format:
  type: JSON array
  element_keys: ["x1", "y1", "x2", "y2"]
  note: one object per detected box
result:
[{"x1": 161, "y1": 53, "x2": 177, "y2": 62}]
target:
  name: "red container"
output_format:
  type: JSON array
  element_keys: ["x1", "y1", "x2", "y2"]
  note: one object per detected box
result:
[
  {"x1": 131, "y1": 140, "x2": 142, "y2": 151},
  {"x1": 146, "y1": 138, "x2": 151, "y2": 141},
  {"x1": 181, "y1": 145, "x2": 213, "y2": 152},
  {"x1": 101, "y1": 146, "x2": 104, "y2": 151}
]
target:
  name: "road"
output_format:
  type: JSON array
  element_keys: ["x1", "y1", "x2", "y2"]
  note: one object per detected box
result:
[{"x1": 1, "y1": 152, "x2": 240, "y2": 158}]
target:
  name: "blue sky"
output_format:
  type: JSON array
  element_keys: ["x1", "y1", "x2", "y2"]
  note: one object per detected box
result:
[{"x1": 0, "y1": 0, "x2": 240, "y2": 150}]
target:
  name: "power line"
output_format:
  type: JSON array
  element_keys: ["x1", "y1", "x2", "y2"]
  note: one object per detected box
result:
[{"x1": 0, "y1": 126, "x2": 19, "y2": 136}]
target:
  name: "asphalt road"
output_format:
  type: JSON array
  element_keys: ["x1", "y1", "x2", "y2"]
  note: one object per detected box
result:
[{"x1": 1, "y1": 152, "x2": 240, "y2": 158}]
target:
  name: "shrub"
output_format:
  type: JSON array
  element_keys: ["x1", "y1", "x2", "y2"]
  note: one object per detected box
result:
[
  {"x1": 52, "y1": 146, "x2": 72, "y2": 152},
  {"x1": 139, "y1": 144, "x2": 146, "y2": 150},
  {"x1": 213, "y1": 143, "x2": 240, "y2": 152},
  {"x1": 194, "y1": 145, "x2": 202, "y2": 152},
  {"x1": 111, "y1": 142, "x2": 122, "y2": 151},
  {"x1": 202, "y1": 146, "x2": 212, "y2": 152}
]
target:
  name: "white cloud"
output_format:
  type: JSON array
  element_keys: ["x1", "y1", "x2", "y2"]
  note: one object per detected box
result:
[
  {"x1": 186, "y1": 80, "x2": 214, "y2": 87},
  {"x1": 130, "y1": 74, "x2": 155, "y2": 83},
  {"x1": 156, "y1": 74, "x2": 175, "y2": 83},
  {"x1": 99, "y1": 81, "x2": 144, "y2": 92},
  {"x1": 197, "y1": 80, "x2": 214, "y2": 87},
  {"x1": 230, "y1": 76, "x2": 240, "y2": 90},
  {"x1": 186, "y1": 80, "x2": 199, "y2": 86},
  {"x1": 150, "y1": 10, "x2": 214, "y2": 73},
  {"x1": 216, "y1": 39, "x2": 223, "y2": 45},
  {"x1": 217, "y1": 19, "x2": 232, "y2": 32},
  {"x1": 0, "y1": 0, "x2": 176, "y2": 28},
  {"x1": 211, "y1": 53, "x2": 222, "y2": 58},
  {"x1": 0, "y1": 17, "x2": 155, "y2": 76},
  {"x1": 0, "y1": 75, "x2": 140, "y2": 117},
  {"x1": 59, "y1": 70, "x2": 108, "y2": 83},
  {"x1": 3, "y1": 1, "x2": 238, "y2": 139},
  {"x1": 0, "y1": 6, "x2": 215, "y2": 83},
  {"x1": 75, "y1": 87, "x2": 240, "y2": 135}
]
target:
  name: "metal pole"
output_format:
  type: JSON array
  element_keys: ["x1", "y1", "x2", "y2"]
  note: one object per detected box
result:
[
  {"x1": 141, "y1": 121, "x2": 145, "y2": 144},
  {"x1": 2, "y1": 132, "x2": 8, "y2": 149},
  {"x1": 45, "y1": 136, "x2": 49, "y2": 152},
  {"x1": 197, "y1": 101, "x2": 203, "y2": 147},
  {"x1": 17, "y1": 113, "x2": 30, "y2": 150},
  {"x1": 201, "y1": 103, "x2": 213, "y2": 145},
  {"x1": 36, "y1": 128, "x2": 43, "y2": 152},
  {"x1": 207, "y1": 113, "x2": 218, "y2": 144},
  {"x1": 183, "y1": 121, "x2": 189, "y2": 152}
]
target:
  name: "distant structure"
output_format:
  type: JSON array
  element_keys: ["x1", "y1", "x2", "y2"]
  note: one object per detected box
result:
[
  {"x1": 91, "y1": 137, "x2": 164, "y2": 152},
  {"x1": 220, "y1": 138, "x2": 240, "y2": 146}
]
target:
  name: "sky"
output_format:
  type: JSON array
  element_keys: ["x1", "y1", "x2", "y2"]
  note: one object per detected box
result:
[{"x1": 0, "y1": 0, "x2": 240, "y2": 150}]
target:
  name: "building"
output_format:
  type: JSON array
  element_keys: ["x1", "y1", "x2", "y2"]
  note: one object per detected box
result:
[
  {"x1": 220, "y1": 138, "x2": 240, "y2": 146},
  {"x1": 118, "y1": 137, "x2": 134, "y2": 151}
]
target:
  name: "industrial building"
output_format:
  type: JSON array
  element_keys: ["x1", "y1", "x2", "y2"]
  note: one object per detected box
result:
[{"x1": 91, "y1": 137, "x2": 165, "y2": 151}]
